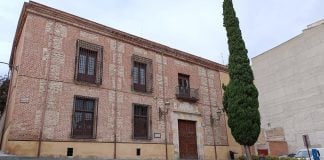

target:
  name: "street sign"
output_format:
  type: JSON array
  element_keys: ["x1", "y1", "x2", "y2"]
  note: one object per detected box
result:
[
  {"x1": 302, "y1": 135, "x2": 312, "y2": 160},
  {"x1": 303, "y1": 135, "x2": 311, "y2": 147}
]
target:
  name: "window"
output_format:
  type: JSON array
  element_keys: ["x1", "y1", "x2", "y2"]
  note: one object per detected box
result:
[
  {"x1": 133, "y1": 104, "x2": 151, "y2": 139},
  {"x1": 72, "y1": 96, "x2": 97, "y2": 138},
  {"x1": 75, "y1": 40, "x2": 103, "y2": 84},
  {"x1": 178, "y1": 74, "x2": 190, "y2": 97},
  {"x1": 131, "y1": 55, "x2": 153, "y2": 93},
  {"x1": 133, "y1": 62, "x2": 146, "y2": 92},
  {"x1": 78, "y1": 48, "x2": 97, "y2": 83},
  {"x1": 175, "y1": 73, "x2": 198, "y2": 102}
]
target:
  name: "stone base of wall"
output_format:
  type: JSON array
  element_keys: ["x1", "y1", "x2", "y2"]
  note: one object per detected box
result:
[
  {"x1": 204, "y1": 145, "x2": 242, "y2": 160},
  {"x1": 4, "y1": 140, "x2": 240, "y2": 160},
  {"x1": 6, "y1": 140, "x2": 38, "y2": 157},
  {"x1": 116, "y1": 143, "x2": 174, "y2": 160}
]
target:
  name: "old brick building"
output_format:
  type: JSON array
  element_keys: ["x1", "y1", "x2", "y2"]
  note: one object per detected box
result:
[{"x1": 1, "y1": 1, "x2": 241, "y2": 159}]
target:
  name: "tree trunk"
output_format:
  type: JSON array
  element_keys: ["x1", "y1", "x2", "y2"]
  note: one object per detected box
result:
[{"x1": 244, "y1": 145, "x2": 252, "y2": 160}]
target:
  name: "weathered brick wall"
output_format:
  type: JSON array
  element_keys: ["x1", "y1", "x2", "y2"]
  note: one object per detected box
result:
[
  {"x1": 9, "y1": 14, "x2": 49, "y2": 140},
  {"x1": 9, "y1": 12, "x2": 228, "y2": 146}
]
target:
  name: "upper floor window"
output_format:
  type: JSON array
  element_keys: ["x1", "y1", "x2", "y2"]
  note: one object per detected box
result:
[
  {"x1": 75, "y1": 40, "x2": 103, "y2": 84},
  {"x1": 72, "y1": 96, "x2": 97, "y2": 139},
  {"x1": 78, "y1": 48, "x2": 97, "y2": 83},
  {"x1": 131, "y1": 55, "x2": 153, "y2": 93},
  {"x1": 133, "y1": 61, "x2": 146, "y2": 92},
  {"x1": 178, "y1": 74, "x2": 190, "y2": 97},
  {"x1": 176, "y1": 73, "x2": 199, "y2": 102}
]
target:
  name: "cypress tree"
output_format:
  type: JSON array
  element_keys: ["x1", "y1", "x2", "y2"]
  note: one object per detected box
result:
[
  {"x1": 0, "y1": 77, "x2": 9, "y2": 114},
  {"x1": 222, "y1": 0, "x2": 260, "y2": 159}
]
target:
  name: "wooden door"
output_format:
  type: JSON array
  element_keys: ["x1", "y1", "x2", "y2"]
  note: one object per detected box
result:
[{"x1": 178, "y1": 120, "x2": 198, "y2": 159}]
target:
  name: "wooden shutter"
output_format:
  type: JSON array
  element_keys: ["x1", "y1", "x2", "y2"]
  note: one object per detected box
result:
[
  {"x1": 74, "y1": 42, "x2": 80, "y2": 81},
  {"x1": 71, "y1": 96, "x2": 77, "y2": 137},
  {"x1": 96, "y1": 47, "x2": 103, "y2": 85},
  {"x1": 148, "y1": 106, "x2": 152, "y2": 140},
  {"x1": 130, "y1": 55, "x2": 135, "y2": 91},
  {"x1": 146, "y1": 60, "x2": 153, "y2": 93},
  {"x1": 92, "y1": 98, "x2": 98, "y2": 139},
  {"x1": 132, "y1": 104, "x2": 135, "y2": 139}
]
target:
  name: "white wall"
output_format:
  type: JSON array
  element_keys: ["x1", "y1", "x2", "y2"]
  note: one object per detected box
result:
[{"x1": 252, "y1": 22, "x2": 324, "y2": 153}]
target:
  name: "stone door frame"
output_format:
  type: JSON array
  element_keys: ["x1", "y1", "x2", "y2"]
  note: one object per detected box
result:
[{"x1": 171, "y1": 111, "x2": 204, "y2": 160}]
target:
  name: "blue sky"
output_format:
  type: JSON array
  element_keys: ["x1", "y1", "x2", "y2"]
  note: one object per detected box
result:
[{"x1": 0, "y1": 0, "x2": 323, "y2": 76}]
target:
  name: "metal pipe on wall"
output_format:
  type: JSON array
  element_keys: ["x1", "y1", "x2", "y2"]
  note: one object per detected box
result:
[
  {"x1": 161, "y1": 52, "x2": 169, "y2": 160},
  {"x1": 37, "y1": 20, "x2": 57, "y2": 157},
  {"x1": 113, "y1": 41, "x2": 118, "y2": 159},
  {"x1": 205, "y1": 68, "x2": 218, "y2": 160}
]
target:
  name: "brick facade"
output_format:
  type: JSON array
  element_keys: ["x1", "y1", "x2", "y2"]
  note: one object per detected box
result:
[{"x1": 2, "y1": 2, "x2": 241, "y2": 159}]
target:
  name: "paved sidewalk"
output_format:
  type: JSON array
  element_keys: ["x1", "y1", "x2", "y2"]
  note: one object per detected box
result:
[
  {"x1": 0, "y1": 157, "x2": 115, "y2": 160},
  {"x1": 0, "y1": 152, "x2": 151, "y2": 160},
  {"x1": 0, "y1": 152, "x2": 115, "y2": 160}
]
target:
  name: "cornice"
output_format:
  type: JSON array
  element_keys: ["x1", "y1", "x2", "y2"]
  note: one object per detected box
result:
[{"x1": 10, "y1": 1, "x2": 227, "y2": 72}]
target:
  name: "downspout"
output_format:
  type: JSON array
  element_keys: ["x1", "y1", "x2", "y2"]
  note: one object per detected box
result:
[
  {"x1": 37, "y1": 21, "x2": 55, "y2": 157},
  {"x1": 218, "y1": 72, "x2": 230, "y2": 153},
  {"x1": 161, "y1": 52, "x2": 168, "y2": 160},
  {"x1": 113, "y1": 41, "x2": 118, "y2": 159},
  {"x1": 205, "y1": 69, "x2": 218, "y2": 160}
]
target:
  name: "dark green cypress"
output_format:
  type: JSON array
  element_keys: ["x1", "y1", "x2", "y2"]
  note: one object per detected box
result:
[
  {"x1": 222, "y1": 0, "x2": 260, "y2": 158},
  {"x1": 0, "y1": 77, "x2": 9, "y2": 114}
]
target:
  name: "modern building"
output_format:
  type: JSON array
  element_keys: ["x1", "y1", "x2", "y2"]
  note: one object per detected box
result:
[
  {"x1": 0, "y1": 1, "x2": 242, "y2": 159},
  {"x1": 252, "y1": 19, "x2": 324, "y2": 153}
]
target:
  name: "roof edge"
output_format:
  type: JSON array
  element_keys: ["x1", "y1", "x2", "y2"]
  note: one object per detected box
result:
[
  {"x1": 10, "y1": 1, "x2": 227, "y2": 72},
  {"x1": 252, "y1": 19, "x2": 324, "y2": 61},
  {"x1": 9, "y1": 2, "x2": 28, "y2": 66}
]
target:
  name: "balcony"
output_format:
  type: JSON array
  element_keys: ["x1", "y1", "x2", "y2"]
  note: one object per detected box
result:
[{"x1": 175, "y1": 86, "x2": 199, "y2": 102}]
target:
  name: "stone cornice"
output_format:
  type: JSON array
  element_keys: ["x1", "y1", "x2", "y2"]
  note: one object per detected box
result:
[{"x1": 10, "y1": 1, "x2": 227, "y2": 72}]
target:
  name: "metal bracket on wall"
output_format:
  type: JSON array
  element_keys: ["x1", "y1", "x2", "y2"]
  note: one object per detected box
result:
[
  {"x1": 159, "y1": 107, "x2": 169, "y2": 121},
  {"x1": 211, "y1": 106, "x2": 224, "y2": 125}
]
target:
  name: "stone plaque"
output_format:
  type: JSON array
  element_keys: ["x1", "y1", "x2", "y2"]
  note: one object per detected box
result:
[
  {"x1": 154, "y1": 133, "x2": 161, "y2": 138},
  {"x1": 20, "y1": 97, "x2": 29, "y2": 103}
]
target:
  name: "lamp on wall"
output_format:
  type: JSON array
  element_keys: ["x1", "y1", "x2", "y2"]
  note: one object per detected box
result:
[
  {"x1": 159, "y1": 101, "x2": 170, "y2": 120},
  {"x1": 215, "y1": 106, "x2": 223, "y2": 121},
  {"x1": 211, "y1": 106, "x2": 224, "y2": 124},
  {"x1": 0, "y1": 62, "x2": 19, "y2": 72}
]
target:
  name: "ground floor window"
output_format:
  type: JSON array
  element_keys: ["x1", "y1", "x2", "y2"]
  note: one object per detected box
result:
[
  {"x1": 133, "y1": 104, "x2": 151, "y2": 139},
  {"x1": 72, "y1": 96, "x2": 97, "y2": 138}
]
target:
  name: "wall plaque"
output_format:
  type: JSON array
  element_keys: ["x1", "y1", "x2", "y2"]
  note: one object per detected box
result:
[{"x1": 154, "y1": 133, "x2": 161, "y2": 138}]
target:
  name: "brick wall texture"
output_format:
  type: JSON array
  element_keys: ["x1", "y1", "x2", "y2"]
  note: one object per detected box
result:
[{"x1": 6, "y1": 3, "x2": 229, "y2": 151}]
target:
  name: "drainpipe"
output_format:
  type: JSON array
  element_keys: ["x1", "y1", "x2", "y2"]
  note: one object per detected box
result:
[
  {"x1": 161, "y1": 52, "x2": 168, "y2": 160},
  {"x1": 37, "y1": 21, "x2": 56, "y2": 157},
  {"x1": 205, "y1": 69, "x2": 218, "y2": 160},
  {"x1": 218, "y1": 72, "x2": 230, "y2": 155},
  {"x1": 113, "y1": 41, "x2": 118, "y2": 159}
]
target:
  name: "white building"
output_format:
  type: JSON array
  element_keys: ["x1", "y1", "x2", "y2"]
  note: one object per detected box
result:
[{"x1": 252, "y1": 20, "x2": 324, "y2": 153}]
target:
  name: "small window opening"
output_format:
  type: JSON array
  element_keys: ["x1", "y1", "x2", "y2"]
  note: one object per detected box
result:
[
  {"x1": 67, "y1": 148, "x2": 73, "y2": 157},
  {"x1": 136, "y1": 148, "x2": 141, "y2": 156}
]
